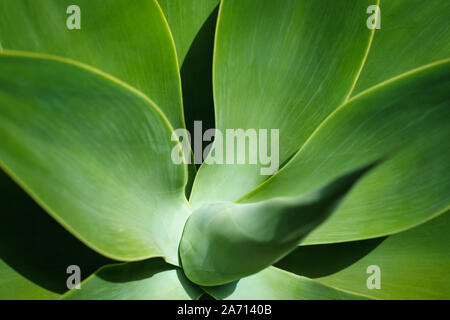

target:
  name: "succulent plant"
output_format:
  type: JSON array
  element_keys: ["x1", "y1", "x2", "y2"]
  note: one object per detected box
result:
[{"x1": 0, "y1": 0, "x2": 449, "y2": 300}]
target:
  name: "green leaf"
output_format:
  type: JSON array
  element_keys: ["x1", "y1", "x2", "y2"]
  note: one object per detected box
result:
[
  {"x1": 277, "y1": 212, "x2": 450, "y2": 299},
  {"x1": 0, "y1": 51, "x2": 189, "y2": 264},
  {"x1": 0, "y1": 0, "x2": 185, "y2": 129},
  {"x1": 157, "y1": 0, "x2": 219, "y2": 66},
  {"x1": 240, "y1": 59, "x2": 450, "y2": 244},
  {"x1": 62, "y1": 258, "x2": 203, "y2": 300},
  {"x1": 180, "y1": 163, "x2": 376, "y2": 286},
  {"x1": 203, "y1": 267, "x2": 369, "y2": 300},
  {"x1": 157, "y1": 1, "x2": 219, "y2": 194},
  {"x1": 352, "y1": 0, "x2": 450, "y2": 95},
  {"x1": 189, "y1": 0, "x2": 376, "y2": 207},
  {"x1": 180, "y1": 6, "x2": 218, "y2": 142},
  {"x1": 0, "y1": 260, "x2": 57, "y2": 300},
  {"x1": 0, "y1": 171, "x2": 113, "y2": 299}
]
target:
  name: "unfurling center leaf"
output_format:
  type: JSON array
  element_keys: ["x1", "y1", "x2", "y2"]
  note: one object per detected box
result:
[{"x1": 179, "y1": 162, "x2": 379, "y2": 286}]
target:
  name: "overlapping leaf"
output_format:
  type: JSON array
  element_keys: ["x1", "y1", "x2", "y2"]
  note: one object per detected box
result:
[
  {"x1": 63, "y1": 258, "x2": 202, "y2": 300},
  {"x1": 203, "y1": 267, "x2": 368, "y2": 300},
  {"x1": 277, "y1": 212, "x2": 450, "y2": 299},
  {"x1": 0, "y1": 0, "x2": 449, "y2": 301},
  {"x1": 352, "y1": 0, "x2": 450, "y2": 95},
  {"x1": 0, "y1": 52, "x2": 189, "y2": 264},
  {"x1": 190, "y1": 0, "x2": 376, "y2": 207},
  {"x1": 240, "y1": 60, "x2": 450, "y2": 244},
  {"x1": 0, "y1": 171, "x2": 112, "y2": 299},
  {"x1": 0, "y1": 0, "x2": 185, "y2": 129},
  {"x1": 176, "y1": 4, "x2": 218, "y2": 140},
  {"x1": 157, "y1": 0, "x2": 219, "y2": 66},
  {"x1": 180, "y1": 164, "x2": 376, "y2": 285},
  {"x1": 0, "y1": 260, "x2": 57, "y2": 300}
]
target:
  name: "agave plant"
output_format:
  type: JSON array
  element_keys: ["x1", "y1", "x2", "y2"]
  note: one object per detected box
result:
[{"x1": 0, "y1": 0, "x2": 449, "y2": 300}]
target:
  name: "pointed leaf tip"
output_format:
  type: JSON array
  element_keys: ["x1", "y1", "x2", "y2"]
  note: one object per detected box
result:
[{"x1": 180, "y1": 161, "x2": 379, "y2": 286}]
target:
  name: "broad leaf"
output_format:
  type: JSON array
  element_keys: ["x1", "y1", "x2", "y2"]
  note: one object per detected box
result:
[
  {"x1": 240, "y1": 60, "x2": 450, "y2": 244},
  {"x1": 0, "y1": 52, "x2": 189, "y2": 264},
  {"x1": 180, "y1": 164, "x2": 376, "y2": 286},
  {"x1": 0, "y1": 0, "x2": 185, "y2": 129},
  {"x1": 190, "y1": 0, "x2": 375, "y2": 207},
  {"x1": 157, "y1": 0, "x2": 219, "y2": 66},
  {"x1": 0, "y1": 171, "x2": 112, "y2": 300},
  {"x1": 204, "y1": 267, "x2": 368, "y2": 300},
  {"x1": 277, "y1": 212, "x2": 450, "y2": 299},
  {"x1": 352, "y1": 0, "x2": 450, "y2": 95},
  {"x1": 63, "y1": 258, "x2": 202, "y2": 300}
]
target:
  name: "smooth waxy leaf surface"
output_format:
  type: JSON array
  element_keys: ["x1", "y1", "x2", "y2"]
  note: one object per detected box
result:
[
  {"x1": 0, "y1": 260, "x2": 57, "y2": 300},
  {"x1": 157, "y1": 0, "x2": 219, "y2": 66},
  {"x1": 0, "y1": 0, "x2": 184, "y2": 129},
  {"x1": 165, "y1": 2, "x2": 219, "y2": 194},
  {"x1": 190, "y1": 0, "x2": 375, "y2": 207},
  {"x1": 204, "y1": 267, "x2": 368, "y2": 300},
  {"x1": 352, "y1": 0, "x2": 450, "y2": 95},
  {"x1": 0, "y1": 171, "x2": 112, "y2": 299},
  {"x1": 180, "y1": 164, "x2": 375, "y2": 286},
  {"x1": 1, "y1": 0, "x2": 448, "y2": 301},
  {"x1": 241, "y1": 60, "x2": 450, "y2": 244},
  {"x1": 63, "y1": 259, "x2": 202, "y2": 300},
  {"x1": 178, "y1": 5, "x2": 218, "y2": 139},
  {"x1": 0, "y1": 52, "x2": 189, "y2": 264},
  {"x1": 277, "y1": 212, "x2": 450, "y2": 299}
]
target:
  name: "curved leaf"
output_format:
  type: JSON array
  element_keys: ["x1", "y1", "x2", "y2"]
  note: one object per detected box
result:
[
  {"x1": 277, "y1": 212, "x2": 450, "y2": 299},
  {"x1": 157, "y1": 0, "x2": 219, "y2": 66},
  {"x1": 180, "y1": 164, "x2": 376, "y2": 286},
  {"x1": 180, "y1": 8, "x2": 218, "y2": 198},
  {"x1": 203, "y1": 267, "x2": 368, "y2": 300},
  {"x1": 0, "y1": 171, "x2": 112, "y2": 299},
  {"x1": 179, "y1": 6, "x2": 218, "y2": 142},
  {"x1": 190, "y1": 0, "x2": 376, "y2": 207},
  {"x1": 240, "y1": 60, "x2": 450, "y2": 244},
  {"x1": 0, "y1": 260, "x2": 57, "y2": 300},
  {"x1": 63, "y1": 258, "x2": 202, "y2": 300},
  {"x1": 0, "y1": 0, "x2": 185, "y2": 129},
  {"x1": 0, "y1": 52, "x2": 189, "y2": 264},
  {"x1": 352, "y1": 0, "x2": 450, "y2": 95}
]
